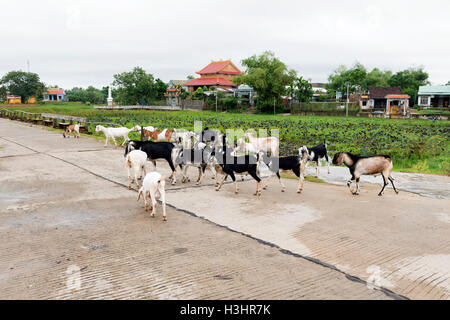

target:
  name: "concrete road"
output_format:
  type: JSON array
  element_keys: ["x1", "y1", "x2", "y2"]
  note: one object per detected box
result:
[{"x1": 0, "y1": 118, "x2": 449, "y2": 300}]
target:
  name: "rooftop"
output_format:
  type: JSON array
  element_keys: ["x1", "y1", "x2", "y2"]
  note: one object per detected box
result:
[
  {"x1": 46, "y1": 88, "x2": 65, "y2": 94},
  {"x1": 196, "y1": 60, "x2": 241, "y2": 75},
  {"x1": 418, "y1": 85, "x2": 450, "y2": 95},
  {"x1": 184, "y1": 77, "x2": 235, "y2": 87},
  {"x1": 369, "y1": 87, "x2": 402, "y2": 99}
]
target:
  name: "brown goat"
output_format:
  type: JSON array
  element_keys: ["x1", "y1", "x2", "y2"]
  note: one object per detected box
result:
[
  {"x1": 142, "y1": 128, "x2": 173, "y2": 142},
  {"x1": 63, "y1": 124, "x2": 80, "y2": 138},
  {"x1": 332, "y1": 152, "x2": 399, "y2": 196}
]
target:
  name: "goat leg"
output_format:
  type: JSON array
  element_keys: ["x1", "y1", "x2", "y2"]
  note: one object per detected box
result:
[
  {"x1": 276, "y1": 171, "x2": 286, "y2": 192},
  {"x1": 389, "y1": 177, "x2": 399, "y2": 194},
  {"x1": 378, "y1": 175, "x2": 388, "y2": 196},
  {"x1": 216, "y1": 175, "x2": 227, "y2": 191}
]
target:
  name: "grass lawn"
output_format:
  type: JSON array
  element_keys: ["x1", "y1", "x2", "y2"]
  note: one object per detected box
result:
[{"x1": 3, "y1": 102, "x2": 449, "y2": 175}]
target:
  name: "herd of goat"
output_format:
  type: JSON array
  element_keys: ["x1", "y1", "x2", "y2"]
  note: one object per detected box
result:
[{"x1": 65, "y1": 124, "x2": 399, "y2": 221}]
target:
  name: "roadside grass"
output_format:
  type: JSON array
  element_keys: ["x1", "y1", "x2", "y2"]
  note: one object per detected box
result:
[
  {"x1": 418, "y1": 109, "x2": 450, "y2": 116},
  {"x1": 2, "y1": 102, "x2": 94, "y2": 115}
]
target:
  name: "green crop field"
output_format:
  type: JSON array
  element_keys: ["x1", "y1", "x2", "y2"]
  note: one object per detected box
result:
[{"x1": 4, "y1": 102, "x2": 450, "y2": 175}]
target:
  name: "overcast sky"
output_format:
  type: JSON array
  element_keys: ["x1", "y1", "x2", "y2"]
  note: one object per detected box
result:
[{"x1": 1, "y1": 0, "x2": 449, "y2": 88}]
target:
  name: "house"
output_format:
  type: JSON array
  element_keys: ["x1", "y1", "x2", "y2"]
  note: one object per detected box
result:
[
  {"x1": 311, "y1": 83, "x2": 328, "y2": 101},
  {"x1": 3, "y1": 94, "x2": 22, "y2": 104},
  {"x1": 183, "y1": 59, "x2": 242, "y2": 92},
  {"x1": 360, "y1": 87, "x2": 410, "y2": 115},
  {"x1": 235, "y1": 84, "x2": 255, "y2": 105},
  {"x1": 1, "y1": 93, "x2": 36, "y2": 104},
  {"x1": 417, "y1": 85, "x2": 450, "y2": 108},
  {"x1": 44, "y1": 88, "x2": 67, "y2": 102}
]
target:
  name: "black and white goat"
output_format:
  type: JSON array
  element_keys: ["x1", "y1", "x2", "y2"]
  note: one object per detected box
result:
[
  {"x1": 259, "y1": 146, "x2": 309, "y2": 193},
  {"x1": 214, "y1": 135, "x2": 263, "y2": 196},
  {"x1": 332, "y1": 152, "x2": 399, "y2": 196},
  {"x1": 175, "y1": 142, "x2": 216, "y2": 185},
  {"x1": 301, "y1": 140, "x2": 331, "y2": 177},
  {"x1": 200, "y1": 127, "x2": 222, "y2": 146},
  {"x1": 125, "y1": 140, "x2": 180, "y2": 185}
]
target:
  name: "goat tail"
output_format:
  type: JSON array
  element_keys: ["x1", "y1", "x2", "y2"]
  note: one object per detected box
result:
[
  {"x1": 126, "y1": 155, "x2": 132, "y2": 167},
  {"x1": 158, "y1": 176, "x2": 168, "y2": 184}
]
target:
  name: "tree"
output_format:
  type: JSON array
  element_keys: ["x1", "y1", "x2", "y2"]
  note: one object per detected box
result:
[
  {"x1": 446, "y1": 81, "x2": 450, "y2": 86},
  {"x1": 0, "y1": 71, "x2": 45, "y2": 103},
  {"x1": 364, "y1": 68, "x2": 392, "y2": 88},
  {"x1": 327, "y1": 62, "x2": 367, "y2": 98},
  {"x1": 66, "y1": 86, "x2": 106, "y2": 104},
  {"x1": 292, "y1": 76, "x2": 313, "y2": 102},
  {"x1": 388, "y1": 67, "x2": 430, "y2": 105},
  {"x1": 154, "y1": 78, "x2": 168, "y2": 100},
  {"x1": 233, "y1": 51, "x2": 296, "y2": 111},
  {"x1": 186, "y1": 75, "x2": 195, "y2": 80},
  {"x1": 113, "y1": 67, "x2": 159, "y2": 105}
]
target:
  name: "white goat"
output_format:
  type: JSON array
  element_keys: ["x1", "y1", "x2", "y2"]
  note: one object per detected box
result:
[
  {"x1": 135, "y1": 125, "x2": 156, "y2": 132},
  {"x1": 95, "y1": 125, "x2": 140, "y2": 146},
  {"x1": 233, "y1": 137, "x2": 257, "y2": 155},
  {"x1": 172, "y1": 129, "x2": 196, "y2": 149},
  {"x1": 125, "y1": 150, "x2": 148, "y2": 189},
  {"x1": 245, "y1": 131, "x2": 279, "y2": 157},
  {"x1": 137, "y1": 172, "x2": 167, "y2": 221}
]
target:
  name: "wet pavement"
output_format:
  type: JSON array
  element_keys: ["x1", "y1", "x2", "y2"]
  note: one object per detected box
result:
[{"x1": 1, "y1": 118, "x2": 449, "y2": 300}]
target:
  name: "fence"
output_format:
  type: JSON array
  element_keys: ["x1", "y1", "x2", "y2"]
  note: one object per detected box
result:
[
  {"x1": 290, "y1": 102, "x2": 359, "y2": 114},
  {"x1": 181, "y1": 99, "x2": 204, "y2": 110},
  {"x1": 0, "y1": 108, "x2": 122, "y2": 134}
]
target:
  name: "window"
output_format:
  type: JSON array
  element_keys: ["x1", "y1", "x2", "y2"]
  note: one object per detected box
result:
[{"x1": 420, "y1": 96, "x2": 429, "y2": 105}]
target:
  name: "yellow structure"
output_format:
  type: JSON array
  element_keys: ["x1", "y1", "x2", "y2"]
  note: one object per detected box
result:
[
  {"x1": 4, "y1": 94, "x2": 21, "y2": 104},
  {"x1": 2, "y1": 94, "x2": 37, "y2": 104}
]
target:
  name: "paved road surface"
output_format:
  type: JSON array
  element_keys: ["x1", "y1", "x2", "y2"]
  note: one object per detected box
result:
[{"x1": 1, "y1": 118, "x2": 449, "y2": 300}]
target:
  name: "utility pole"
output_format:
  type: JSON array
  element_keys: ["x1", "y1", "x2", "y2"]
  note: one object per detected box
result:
[
  {"x1": 215, "y1": 88, "x2": 218, "y2": 112},
  {"x1": 273, "y1": 97, "x2": 276, "y2": 115},
  {"x1": 346, "y1": 83, "x2": 349, "y2": 117}
]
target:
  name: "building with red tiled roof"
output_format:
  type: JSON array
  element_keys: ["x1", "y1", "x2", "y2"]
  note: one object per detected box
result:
[
  {"x1": 44, "y1": 88, "x2": 67, "y2": 102},
  {"x1": 184, "y1": 59, "x2": 242, "y2": 92}
]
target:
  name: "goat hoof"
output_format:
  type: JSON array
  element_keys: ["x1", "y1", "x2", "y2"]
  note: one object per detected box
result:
[
  {"x1": 297, "y1": 190, "x2": 302, "y2": 194},
  {"x1": 281, "y1": 189, "x2": 285, "y2": 192},
  {"x1": 215, "y1": 188, "x2": 220, "y2": 192},
  {"x1": 378, "y1": 193, "x2": 383, "y2": 197},
  {"x1": 163, "y1": 217, "x2": 167, "y2": 222},
  {"x1": 151, "y1": 214, "x2": 155, "y2": 218},
  {"x1": 395, "y1": 190, "x2": 399, "y2": 194},
  {"x1": 128, "y1": 185, "x2": 131, "y2": 190}
]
